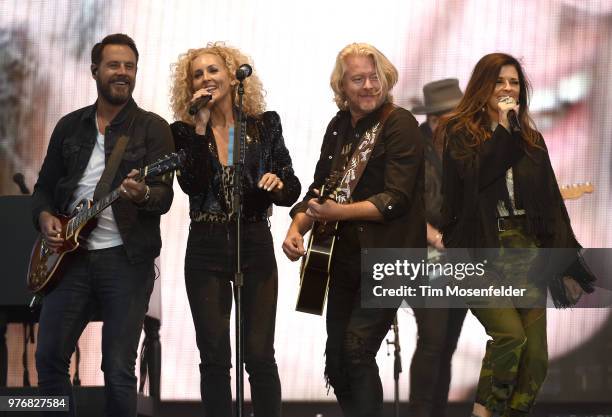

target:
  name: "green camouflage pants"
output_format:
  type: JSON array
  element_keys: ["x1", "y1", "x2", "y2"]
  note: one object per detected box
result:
[{"x1": 469, "y1": 228, "x2": 548, "y2": 416}]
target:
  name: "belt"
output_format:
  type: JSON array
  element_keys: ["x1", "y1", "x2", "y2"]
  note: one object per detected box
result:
[
  {"x1": 497, "y1": 215, "x2": 527, "y2": 232},
  {"x1": 191, "y1": 210, "x2": 269, "y2": 224}
]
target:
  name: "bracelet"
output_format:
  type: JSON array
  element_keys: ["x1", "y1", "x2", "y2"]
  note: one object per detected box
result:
[{"x1": 136, "y1": 185, "x2": 150, "y2": 204}]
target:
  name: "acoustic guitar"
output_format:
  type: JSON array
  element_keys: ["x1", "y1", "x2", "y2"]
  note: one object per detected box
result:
[
  {"x1": 296, "y1": 174, "x2": 340, "y2": 315},
  {"x1": 27, "y1": 151, "x2": 185, "y2": 295}
]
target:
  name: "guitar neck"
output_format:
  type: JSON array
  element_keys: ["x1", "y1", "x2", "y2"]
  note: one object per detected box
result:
[
  {"x1": 317, "y1": 184, "x2": 327, "y2": 204},
  {"x1": 72, "y1": 172, "x2": 146, "y2": 232},
  {"x1": 88, "y1": 187, "x2": 123, "y2": 220},
  {"x1": 70, "y1": 187, "x2": 122, "y2": 233},
  {"x1": 560, "y1": 182, "x2": 594, "y2": 200}
]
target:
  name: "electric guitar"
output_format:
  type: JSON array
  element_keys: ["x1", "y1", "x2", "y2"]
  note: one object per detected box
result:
[
  {"x1": 27, "y1": 150, "x2": 185, "y2": 295},
  {"x1": 560, "y1": 182, "x2": 594, "y2": 200},
  {"x1": 296, "y1": 174, "x2": 340, "y2": 315}
]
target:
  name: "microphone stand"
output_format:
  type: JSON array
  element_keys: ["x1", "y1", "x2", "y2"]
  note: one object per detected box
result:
[
  {"x1": 12, "y1": 174, "x2": 42, "y2": 310},
  {"x1": 12, "y1": 173, "x2": 39, "y2": 386},
  {"x1": 386, "y1": 314, "x2": 402, "y2": 417},
  {"x1": 233, "y1": 79, "x2": 246, "y2": 417}
]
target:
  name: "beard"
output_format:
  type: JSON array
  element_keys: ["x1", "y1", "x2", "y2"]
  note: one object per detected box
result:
[{"x1": 96, "y1": 76, "x2": 134, "y2": 106}]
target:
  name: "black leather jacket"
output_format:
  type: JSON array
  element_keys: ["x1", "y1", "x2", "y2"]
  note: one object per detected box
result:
[{"x1": 171, "y1": 111, "x2": 300, "y2": 221}]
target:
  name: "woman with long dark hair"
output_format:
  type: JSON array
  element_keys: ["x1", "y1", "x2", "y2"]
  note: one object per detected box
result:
[
  {"x1": 438, "y1": 53, "x2": 594, "y2": 417},
  {"x1": 169, "y1": 43, "x2": 301, "y2": 417}
]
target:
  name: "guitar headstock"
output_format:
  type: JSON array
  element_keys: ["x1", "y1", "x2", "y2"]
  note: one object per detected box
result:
[
  {"x1": 560, "y1": 182, "x2": 594, "y2": 200},
  {"x1": 140, "y1": 150, "x2": 186, "y2": 179}
]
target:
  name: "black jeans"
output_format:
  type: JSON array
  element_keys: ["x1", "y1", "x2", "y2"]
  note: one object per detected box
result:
[
  {"x1": 409, "y1": 307, "x2": 467, "y2": 417},
  {"x1": 185, "y1": 221, "x2": 281, "y2": 417},
  {"x1": 35, "y1": 245, "x2": 155, "y2": 417},
  {"x1": 325, "y1": 248, "x2": 397, "y2": 417}
]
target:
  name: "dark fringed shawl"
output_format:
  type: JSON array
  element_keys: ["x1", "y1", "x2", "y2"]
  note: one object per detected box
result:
[
  {"x1": 440, "y1": 125, "x2": 596, "y2": 307},
  {"x1": 547, "y1": 251, "x2": 596, "y2": 308}
]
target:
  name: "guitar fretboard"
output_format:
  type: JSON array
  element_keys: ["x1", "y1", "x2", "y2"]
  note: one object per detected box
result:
[
  {"x1": 62, "y1": 150, "x2": 184, "y2": 240},
  {"x1": 67, "y1": 187, "x2": 123, "y2": 238}
]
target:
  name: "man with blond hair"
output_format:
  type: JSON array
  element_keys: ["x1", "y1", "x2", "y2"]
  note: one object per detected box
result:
[{"x1": 283, "y1": 43, "x2": 425, "y2": 417}]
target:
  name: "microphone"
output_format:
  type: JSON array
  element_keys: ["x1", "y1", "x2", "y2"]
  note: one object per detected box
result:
[
  {"x1": 507, "y1": 109, "x2": 521, "y2": 133},
  {"x1": 235, "y1": 64, "x2": 253, "y2": 81},
  {"x1": 188, "y1": 94, "x2": 213, "y2": 116},
  {"x1": 13, "y1": 172, "x2": 31, "y2": 195},
  {"x1": 499, "y1": 96, "x2": 521, "y2": 133}
]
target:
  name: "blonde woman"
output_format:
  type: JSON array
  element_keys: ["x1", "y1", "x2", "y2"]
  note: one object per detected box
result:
[{"x1": 170, "y1": 43, "x2": 300, "y2": 417}]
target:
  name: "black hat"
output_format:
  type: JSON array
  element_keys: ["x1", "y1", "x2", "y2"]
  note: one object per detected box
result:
[{"x1": 412, "y1": 78, "x2": 463, "y2": 115}]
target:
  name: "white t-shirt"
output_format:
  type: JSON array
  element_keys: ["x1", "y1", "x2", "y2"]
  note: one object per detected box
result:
[{"x1": 69, "y1": 117, "x2": 124, "y2": 250}]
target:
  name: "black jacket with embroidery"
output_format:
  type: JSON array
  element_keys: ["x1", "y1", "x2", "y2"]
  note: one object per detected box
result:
[{"x1": 291, "y1": 105, "x2": 426, "y2": 249}]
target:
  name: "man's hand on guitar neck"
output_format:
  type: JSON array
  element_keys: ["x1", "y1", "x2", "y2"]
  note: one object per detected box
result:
[
  {"x1": 306, "y1": 196, "x2": 344, "y2": 223},
  {"x1": 305, "y1": 189, "x2": 383, "y2": 223},
  {"x1": 39, "y1": 211, "x2": 64, "y2": 251},
  {"x1": 120, "y1": 169, "x2": 149, "y2": 204}
]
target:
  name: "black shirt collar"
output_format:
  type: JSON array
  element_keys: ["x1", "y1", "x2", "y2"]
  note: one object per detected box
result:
[{"x1": 337, "y1": 101, "x2": 389, "y2": 133}]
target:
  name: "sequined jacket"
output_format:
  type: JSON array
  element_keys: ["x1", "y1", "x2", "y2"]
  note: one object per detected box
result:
[{"x1": 171, "y1": 111, "x2": 301, "y2": 221}]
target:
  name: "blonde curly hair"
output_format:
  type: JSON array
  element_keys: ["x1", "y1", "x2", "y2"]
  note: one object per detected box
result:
[
  {"x1": 169, "y1": 42, "x2": 266, "y2": 123},
  {"x1": 330, "y1": 43, "x2": 397, "y2": 111}
]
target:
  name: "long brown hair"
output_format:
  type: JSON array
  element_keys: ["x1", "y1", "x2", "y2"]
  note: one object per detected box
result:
[{"x1": 436, "y1": 53, "x2": 540, "y2": 158}]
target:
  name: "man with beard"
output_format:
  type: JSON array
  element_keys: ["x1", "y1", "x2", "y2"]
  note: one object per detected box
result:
[
  {"x1": 31, "y1": 33, "x2": 174, "y2": 417},
  {"x1": 283, "y1": 43, "x2": 425, "y2": 417}
]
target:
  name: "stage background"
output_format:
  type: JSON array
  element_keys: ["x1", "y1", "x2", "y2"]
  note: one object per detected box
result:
[{"x1": 1, "y1": 0, "x2": 611, "y2": 403}]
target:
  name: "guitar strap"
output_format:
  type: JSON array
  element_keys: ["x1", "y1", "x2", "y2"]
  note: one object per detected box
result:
[
  {"x1": 93, "y1": 115, "x2": 136, "y2": 201},
  {"x1": 333, "y1": 102, "x2": 397, "y2": 204}
]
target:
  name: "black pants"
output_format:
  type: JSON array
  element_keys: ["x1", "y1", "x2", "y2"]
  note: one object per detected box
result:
[
  {"x1": 36, "y1": 245, "x2": 155, "y2": 417},
  {"x1": 325, "y1": 248, "x2": 397, "y2": 417},
  {"x1": 409, "y1": 307, "x2": 467, "y2": 417},
  {"x1": 184, "y1": 221, "x2": 281, "y2": 417}
]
